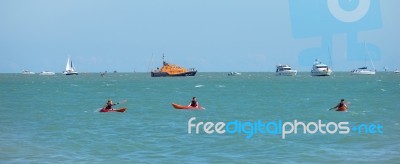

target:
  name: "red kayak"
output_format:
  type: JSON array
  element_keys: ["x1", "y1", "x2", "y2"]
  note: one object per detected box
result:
[
  {"x1": 336, "y1": 106, "x2": 347, "y2": 112},
  {"x1": 172, "y1": 103, "x2": 204, "y2": 110},
  {"x1": 99, "y1": 107, "x2": 127, "y2": 113}
]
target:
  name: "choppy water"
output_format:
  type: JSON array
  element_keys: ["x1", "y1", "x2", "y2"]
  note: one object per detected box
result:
[{"x1": 1, "y1": 72, "x2": 399, "y2": 163}]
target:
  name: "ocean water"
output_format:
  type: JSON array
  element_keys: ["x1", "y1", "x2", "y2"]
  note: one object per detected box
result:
[{"x1": 1, "y1": 72, "x2": 399, "y2": 163}]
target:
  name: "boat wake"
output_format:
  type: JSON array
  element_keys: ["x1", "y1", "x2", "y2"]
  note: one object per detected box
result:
[{"x1": 195, "y1": 85, "x2": 204, "y2": 88}]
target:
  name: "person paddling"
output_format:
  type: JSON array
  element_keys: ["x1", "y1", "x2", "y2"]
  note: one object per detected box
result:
[
  {"x1": 330, "y1": 99, "x2": 348, "y2": 111},
  {"x1": 104, "y1": 99, "x2": 117, "y2": 110},
  {"x1": 188, "y1": 97, "x2": 199, "y2": 108}
]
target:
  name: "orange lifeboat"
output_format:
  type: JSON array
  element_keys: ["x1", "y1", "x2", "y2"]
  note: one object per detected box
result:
[{"x1": 151, "y1": 55, "x2": 197, "y2": 77}]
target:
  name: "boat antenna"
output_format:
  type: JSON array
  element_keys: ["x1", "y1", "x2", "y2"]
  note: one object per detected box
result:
[{"x1": 162, "y1": 53, "x2": 167, "y2": 66}]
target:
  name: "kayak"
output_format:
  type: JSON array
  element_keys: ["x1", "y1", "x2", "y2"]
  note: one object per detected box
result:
[
  {"x1": 99, "y1": 107, "x2": 127, "y2": 113},
  {"x1": 336, "y1": 106, "x2": 347, "y2": 111},
  {"x1": 172, "y1": 103, "x2": 204, "y2": 110}
]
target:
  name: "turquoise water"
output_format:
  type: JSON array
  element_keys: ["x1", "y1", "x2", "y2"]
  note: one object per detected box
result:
[{"x1": 1, "y1": 72, "x2": 399, "y2": 163}]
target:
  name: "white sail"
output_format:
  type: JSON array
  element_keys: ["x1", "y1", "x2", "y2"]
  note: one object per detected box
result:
[{"x1": 65, "y1": 56, "x2": 72, "y2": 71}]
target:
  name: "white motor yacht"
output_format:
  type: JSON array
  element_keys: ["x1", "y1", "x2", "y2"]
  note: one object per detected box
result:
[
  {"x1": 276, "y1": 64, "x2": 297, "y2": 76},
  {"x1": 22, "y1": 70, "x2": 35, "y2": 74},
  {"x1": 311, "y1": 59, "x2": 332, "y2": 76}
]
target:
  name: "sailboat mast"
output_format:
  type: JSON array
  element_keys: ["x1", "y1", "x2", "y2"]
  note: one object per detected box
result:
[
  {"x1": 364, "y1": 42, "x2": 376, "y2": 71},
  {"x1": 70, "y1": 59, "x2": 74, "y2": 71},
  {"x1": 328, "y1": 47, "x2": 333, "y2": 70}
]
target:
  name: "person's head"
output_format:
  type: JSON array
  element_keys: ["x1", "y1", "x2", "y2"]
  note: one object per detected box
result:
[
  {"x1": 108, "y1": 99, "x2": 112, "y2": 103},
  {"x1": 341, "y1": 99, "x2": 344, "y2": 102},
  {"x1": 192, "y1": 97, "x2": 196, "y2": 100}
]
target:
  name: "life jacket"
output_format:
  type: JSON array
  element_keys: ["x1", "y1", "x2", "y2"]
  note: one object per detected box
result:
[
  {"x1": 105, "y1": 103, "x2": 113, "y2": 109},
  {"x1": 190, "y1": 100, "x2": 198, "y2": 107},
  {"x1": 338, "y1": 102, "x2": 344, "y2": 108},
  {"x1": 337, "y1": 102, "x2": 347, "y2": 111}
]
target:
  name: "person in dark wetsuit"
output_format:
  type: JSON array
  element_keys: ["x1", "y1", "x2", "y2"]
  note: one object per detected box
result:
[
  {"x1": 104, "y1": 99, "x2": 117, "y2": 110},
  {"x1": 188, "y1": 97, "x2": 199, "y2": 108},
  {"x1": 332, "y1": 99, "x2": 347, "y2": 111}
]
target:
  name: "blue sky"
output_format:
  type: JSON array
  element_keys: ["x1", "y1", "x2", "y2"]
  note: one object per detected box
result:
[{"x1": 1, "y1": 0, "x2": 399, "y2": 73}]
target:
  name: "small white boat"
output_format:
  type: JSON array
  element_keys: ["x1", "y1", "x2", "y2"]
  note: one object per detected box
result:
[
  {"x1": 63, "y1": 56, "x2": 78, "y2": 75},
  {"x1": 395, "y1": 69, "x2": 400, "y2": 74},
  {"x1": 276, "y1": 64, "x2": 297, "y2": 76},
  {"x1": 228, "y1": 72, "x2": 241, "y2": 76},
  {"x1": 22, "y1": 70, "x2": 35, "y2": 74},
  {"x1": 351, "y1": 67, "x2": 376, "y2": 75},
  {"x1": 39, "y1": 71, "x2": 55, "y2": 75},
  {"x1": 311, "y1": 59, "x2": 332, "y2": 76}
]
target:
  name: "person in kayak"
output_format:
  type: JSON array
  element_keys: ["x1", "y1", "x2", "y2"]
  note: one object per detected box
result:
[
  {"x1": 188, "y1": 97, "x2": 199, "y2": 108},
  {"x1": 331, "y1": 99, "x2": 348, "y2": 111},
  {"x1": 103, "y1": 99, "x2": 117, "y2": 110}
]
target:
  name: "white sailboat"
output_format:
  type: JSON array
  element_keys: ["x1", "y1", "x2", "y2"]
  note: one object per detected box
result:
[
  {"x1": 351, "y1": 42, "x2": 376, "y2": 75},
  {"x1": 63, "y1": 56, "x2": 78, "y2": 75}
]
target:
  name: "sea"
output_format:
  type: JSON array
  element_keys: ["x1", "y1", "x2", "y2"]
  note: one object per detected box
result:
[{"x1": 1, "y1": 72, "x2": 399, "y2": 163}]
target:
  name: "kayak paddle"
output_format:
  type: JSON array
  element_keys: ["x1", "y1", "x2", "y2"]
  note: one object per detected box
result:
[{"x1": 117, "y1": 99, "x2": 127, "y2": 105}]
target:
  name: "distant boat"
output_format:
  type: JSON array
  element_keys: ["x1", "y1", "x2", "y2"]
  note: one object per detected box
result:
[
  {"x1": 276, "y1": 64, "x2": 297, "y2": 76},
  {"x1": 39, "y1": 71, "x2": 55, "y2": 75},
  {"x1": 351, "y1": 42, "x2": 376, "y2": 75},
  {"x1": 22, "y1": 70, "x2": 35, "y2": 75},
  {"x1": 351, "y1": 67, "x2": 376, "y2": 75},
  {"x1": 100, "y1": 71, "x2": 107, "y2": 77},
  {"x1": 151, "y1": 55, "x2": 197, "y2": 77},
  {"x1": 395, "y1": 69, "x2": 400, "y2": 74},
  {"x1": 228, "y1": 72, "x2": 241, "y2": 76},
  {"x1": 311, "y1": 59, "x2": 332, "y2": 76},
  {"x1": 63, "y1": 56, "x2": 78, "y2": 75}
]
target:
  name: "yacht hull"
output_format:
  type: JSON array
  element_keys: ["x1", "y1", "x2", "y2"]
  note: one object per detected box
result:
[
  {"x1": 311, "y1": 71, "x2": 332, "y2": 76},
  {"x1": 276, "y1": 70, "x2": 297, "y2": 76}
]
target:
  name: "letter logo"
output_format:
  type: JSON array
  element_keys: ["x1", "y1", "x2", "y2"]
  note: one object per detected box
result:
[{"x1": 327, "y1": 0, "x2": 371, "y2": 23}]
